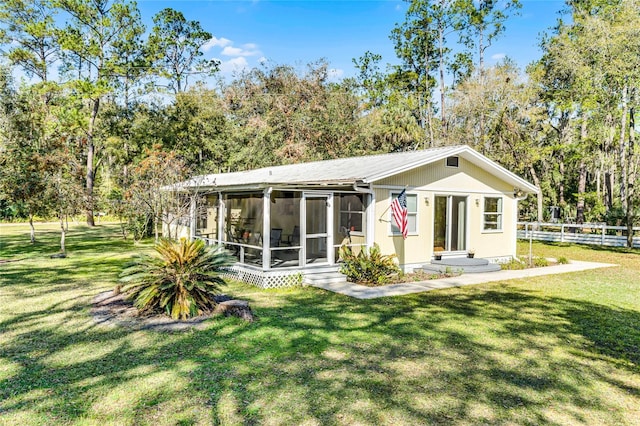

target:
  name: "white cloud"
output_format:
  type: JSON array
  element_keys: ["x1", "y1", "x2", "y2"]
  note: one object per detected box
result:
[
  {"x1": 202, "y1": 36, "x2": 232, "y2": 52},
  {"x1": 491, "y1": 53, "x2": 506, "y2": 60},
  {"x1": 219, "y1": 57, "x2": 250, "y2": 74},
  {"x1": 221, "y1": 45, "x2": 260, "y2": 57}
]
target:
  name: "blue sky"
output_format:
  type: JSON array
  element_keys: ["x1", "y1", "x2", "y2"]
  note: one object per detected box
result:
[
  {"x1": 4, "y1": 0, "x2": 567, "y2": 84},
  {"x1": 136, "y1": 0, "x2": 567, "y2": 80}
]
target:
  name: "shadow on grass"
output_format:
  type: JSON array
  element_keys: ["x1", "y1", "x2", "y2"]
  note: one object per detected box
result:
[
  {"x1": 1, "y1": 284, "x2": 639, "y2": 425},
  {"x1": 0, "y1": 224, "x2": 144, "y2": 260},
  {"x1": 1, "y1": 224, "x2": 638, "y2": 424}
]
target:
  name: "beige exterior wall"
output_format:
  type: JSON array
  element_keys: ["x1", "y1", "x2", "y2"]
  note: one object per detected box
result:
[{"x1": 372, "y1": 157, "x2": 518, "y2": 269}]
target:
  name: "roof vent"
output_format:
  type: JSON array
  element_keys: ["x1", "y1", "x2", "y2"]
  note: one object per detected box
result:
[{"x1": 445, "y1": 156, "x2": 459, "y2": 168}]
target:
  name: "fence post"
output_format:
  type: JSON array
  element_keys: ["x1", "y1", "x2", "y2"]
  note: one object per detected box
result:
[
  {"x1": 561, "y1": 224, "x2": 565, "y2": 242},
  {"x1": 601, "y1": 224, "x2": 606, "y2": 245}
]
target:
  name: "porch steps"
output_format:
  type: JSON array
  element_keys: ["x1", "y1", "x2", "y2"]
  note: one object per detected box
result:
[
  {"x1": 303, "y1": 270, "x2": 348, "y2": 286},
  {"x1": 423, "y1": 257, "x2": 502, "y2": 274}
]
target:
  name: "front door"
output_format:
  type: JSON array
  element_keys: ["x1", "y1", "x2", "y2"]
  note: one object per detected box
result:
[
  {"x1": 433, "y1": 195, "x2": 467, "y2": 252},
  {"x1": 302, "y1": 193, "x2": 333, "y2": 265}
]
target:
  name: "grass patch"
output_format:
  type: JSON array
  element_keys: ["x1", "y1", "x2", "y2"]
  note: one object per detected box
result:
[{"x1": 1, "y1": 223, "x2": 639, "y2": 425}]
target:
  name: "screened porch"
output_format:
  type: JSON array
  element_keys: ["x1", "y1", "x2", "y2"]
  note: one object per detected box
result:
[{"x1": 194, "y1": 189, "x2": 368, "y2": 270}]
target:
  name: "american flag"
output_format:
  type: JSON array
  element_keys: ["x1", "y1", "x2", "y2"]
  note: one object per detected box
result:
[{"x1": 391, "y1": 189, "x2": 408, "y2": 239}]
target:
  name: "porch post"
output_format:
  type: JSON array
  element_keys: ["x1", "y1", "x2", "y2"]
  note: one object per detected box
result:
[
  {"x1": 263, "y1": 188, "x2": 272, "y2": 269},
  {"x1": 189, "y1": 196, "x2": 196, "y2": 241},
  {"x1": 217, "y1": 192, "x2": 224, "y2": 245},
  {"x1": 366, "y1": 191, "x2": 375, "y2": 249}
]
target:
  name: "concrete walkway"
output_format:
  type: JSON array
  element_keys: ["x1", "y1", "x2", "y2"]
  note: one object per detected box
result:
[{"x1": 308, "y1": 260, "x2": 617, "y2": 300}]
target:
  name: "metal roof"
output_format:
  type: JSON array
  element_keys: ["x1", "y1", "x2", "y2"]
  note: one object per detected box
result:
[{"x1": 178, "y1": 145, "x2": 538, "y2": 193}]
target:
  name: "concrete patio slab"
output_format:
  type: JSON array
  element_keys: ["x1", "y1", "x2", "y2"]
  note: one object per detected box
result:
[{"x1": 307, "y1": 260, "x2": 617, "y2": 300}]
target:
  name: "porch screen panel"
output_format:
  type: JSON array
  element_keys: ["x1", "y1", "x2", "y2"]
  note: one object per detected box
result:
[
  {"x1": 197, "y1": 194, "x2": 218, "y2": 240},
  {"x1": 334, "y1": 193, "x2": 366, "y2": 260},
  {"x1": 224, "y1": 193, "x2": 264, "y2": 264},
  {"x1": 270, "y1": 191, "x2": 301, "y2": 267},
  {"x1": 225, "y1": 193, "x2": 264, "y2": 241}
]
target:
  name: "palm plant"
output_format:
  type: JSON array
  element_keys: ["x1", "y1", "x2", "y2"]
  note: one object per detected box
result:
[{"x1": 119, "y1": 238, "x2": 235, "y2": 320}]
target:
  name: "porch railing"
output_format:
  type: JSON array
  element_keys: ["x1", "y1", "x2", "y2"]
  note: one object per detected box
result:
[
  {"x1": 517, "y1": 222, "x2": 640, "y2": 248},
  {"x1": 195, "y1": 235, "x2": 366, "y2": 268}
]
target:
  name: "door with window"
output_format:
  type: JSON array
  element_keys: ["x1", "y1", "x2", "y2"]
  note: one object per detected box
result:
[
  {"x1": 433, "y1": 195, "x2": 467, "y2": 252},
  {"x1": 302, "y1": 193, "x2": 333, "y2": 265}
]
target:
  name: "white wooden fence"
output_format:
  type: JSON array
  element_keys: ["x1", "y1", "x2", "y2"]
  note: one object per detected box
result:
[{"x1": 517, "y1": 222, "x2": 640, "y2": 249}]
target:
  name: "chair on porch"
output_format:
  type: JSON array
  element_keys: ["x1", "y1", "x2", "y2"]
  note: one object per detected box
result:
[
  {"x1": 270, "y1": 228, "x2": 283, "y2": 248},
  {"x1": 285, "y1": 225, "x2": 300, "y2": 247}
]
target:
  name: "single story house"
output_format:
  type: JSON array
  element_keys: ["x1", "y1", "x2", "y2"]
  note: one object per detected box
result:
[{"x1": 169, "y1": 145, "x2": 538, "y2": 288}]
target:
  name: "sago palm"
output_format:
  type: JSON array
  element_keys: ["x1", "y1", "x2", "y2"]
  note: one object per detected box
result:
[{"x1": 120, "y1": 238, "x2": 235, "y2": 320}]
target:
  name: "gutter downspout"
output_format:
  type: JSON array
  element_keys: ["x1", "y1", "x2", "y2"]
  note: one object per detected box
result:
[{"x1": 353, "y1": 181, "x2": 375, "y2": 250}]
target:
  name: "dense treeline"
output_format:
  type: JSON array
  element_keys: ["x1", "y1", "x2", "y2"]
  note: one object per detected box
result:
[{"x1": 1, "y1": 0, "x2": 639, "y2": 246}]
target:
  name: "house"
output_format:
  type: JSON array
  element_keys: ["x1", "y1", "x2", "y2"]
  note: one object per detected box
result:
[{"x1": 169, "y1": 145, "x2": 538, "y2": 288}]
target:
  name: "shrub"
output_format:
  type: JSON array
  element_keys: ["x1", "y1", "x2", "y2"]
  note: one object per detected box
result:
[
  {"x1": 557, "y1": 256, "x2": 569, "y2": 264},
  {"x1": 339, "y1": 244, "x2": 401, "y2": 286},
  {"x1": 119, "y1": 238, "x2": 235, "y2": 320},
  {"x1": 533, "y1": 256, "x2": 549, "y2": 267},
  {"x1": 500, "y1": 258, "x2": 526, "y2": 270}
]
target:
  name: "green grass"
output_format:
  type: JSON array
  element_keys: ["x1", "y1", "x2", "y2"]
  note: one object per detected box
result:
[{"x1": 1, "y1": 223, "x2": 639, "y2": 425}]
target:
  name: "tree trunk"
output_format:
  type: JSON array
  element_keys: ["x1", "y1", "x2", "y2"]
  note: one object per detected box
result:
[
  {"x1": 605, "y1": 171, "x2": 614, "y2": 212},
  {"x1": 60, "y1": 214, "x2": 66, "y2": 253},
  {"x1": 627, "y1": 100, "x2": 636, "y2": 248},
  {"x1": 85, "y1": 98, "x2": 101, "y2": 227},
  {"x1": 154, "y1": 213, "x2": 159, "y2": 242},
  {"x1": 438, "y1": 17, "x2": 446, "y2": 136},
  {"x1": 558, "y1": 156, "x2": 566, "y2": 208},
  {"x1": 29, "y1": 214, "x2": 36, "y2": 243},
  {"x1": 576, "y1": 160, "x2": 587, "y2": 224},
  {"x1": 576, "y1": 116, "x2": 588, "y2": 224},
  {"x1": 619, "y1": 85, "x2": 629, "y2": 212}
]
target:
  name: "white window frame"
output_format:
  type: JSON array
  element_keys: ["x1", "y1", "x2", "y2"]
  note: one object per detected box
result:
[
  {"x1": 338, "y1": 193, "x2": 365, "y2": 236},
  {"x1": 483, "y1": 196, "x2": 503, "y2": 232},
  {"x1": 389, "y1": 191, "x2": 418, "y2": 236}
]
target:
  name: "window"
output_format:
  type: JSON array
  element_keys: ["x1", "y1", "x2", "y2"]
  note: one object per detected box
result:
[
  {"x1": 446, "y1": 156, "x2": 459, "y2": 167},
  {"x1": 338, "y1": 194, "x2": 365, "y2": 233},
  {"x1": 483, "y1": 197, "x2": 503, "y2": 231},
  {"x1": 390, "y1": 192, "x2": 418, "y2": 234}
]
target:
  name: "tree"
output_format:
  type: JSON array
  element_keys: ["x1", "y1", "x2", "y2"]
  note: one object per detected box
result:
[
  {"x1": 453, "y1": 0, "x2": 521, "y2": 151},
  {"x1": 453, "y1": 0, "x2": 521, "y2": 74},
  {"x1": 163, "y1": 85, "x2": 230, "y2": 173},
  {"x1": 126, "y1": 147, "x2": 190, "y2": 242},
  {"x1": 0, "y1": 71, "x2": 51, "y2": 242},
  {"x1": 223, "y1": 60, "x2": 364, "y2": 168},
  {"x1": 536, "y1": 0, "x2": 640, "y2": 242},
  {"x1": 0, "y1": 0, "x2": 59, "y2": 83},
  {"x1": 147, "y1": 8, "x2": 219, "y2": 94},
  {"x1": 389, "y1": 2, "x2": 438, "y2": 146},
  {"x1": 56, "y1": 0, "x2": 145, "y2": 226}
]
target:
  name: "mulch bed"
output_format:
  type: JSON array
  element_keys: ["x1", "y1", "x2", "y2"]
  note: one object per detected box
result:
[{"x1": 91, "y1": 291, "x2": 229, "y2": 332}]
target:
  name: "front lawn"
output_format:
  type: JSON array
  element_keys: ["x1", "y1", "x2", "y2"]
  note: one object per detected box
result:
[{"x1": 1, "y1": 223, "x2": 639, "y2": 425}]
